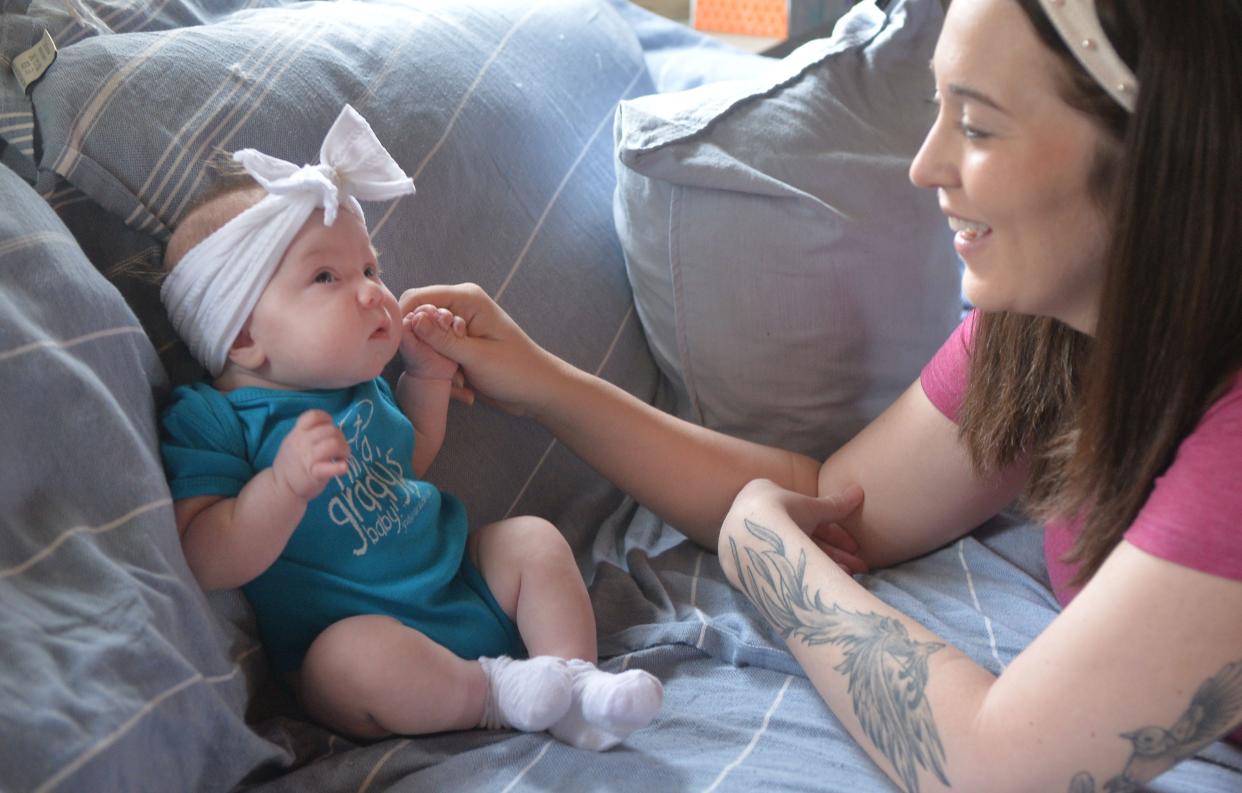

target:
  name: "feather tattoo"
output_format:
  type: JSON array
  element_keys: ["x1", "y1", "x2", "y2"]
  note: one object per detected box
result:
[{"x1": 729, "y1": 518, "x2": 950, "y2": 793}]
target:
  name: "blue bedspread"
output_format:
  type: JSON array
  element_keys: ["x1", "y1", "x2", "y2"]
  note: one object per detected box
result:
[{"x1": 239, "y1": 505, "x2": 1242, "y2": 792}]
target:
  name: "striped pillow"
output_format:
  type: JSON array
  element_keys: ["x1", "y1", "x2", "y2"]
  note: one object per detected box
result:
[
  {"x1": 1, "y1": 0, "x2": 286, "y2": 177},
  {"x1": 0, "y1": 160, "x2": 281, "y2": 793},
  {"x1": 23, "y1": 0, "x2": 662, "y2": 544}
]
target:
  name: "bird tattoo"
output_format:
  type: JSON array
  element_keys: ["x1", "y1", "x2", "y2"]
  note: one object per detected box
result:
[
  {"x1": 728, "y1": 518, "x2": 949, "y2": 793},
  {"x1": 1068, "y1": 660, "x2": 1242, "y2": 792}
]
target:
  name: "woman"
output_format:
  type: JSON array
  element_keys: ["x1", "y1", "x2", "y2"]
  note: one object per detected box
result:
[{"x1": 401, "y1": 0, "x2": 1242, "y2": 789}]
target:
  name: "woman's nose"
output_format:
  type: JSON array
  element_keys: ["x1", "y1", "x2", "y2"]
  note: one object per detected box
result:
[{"x1": 908, "y1": 116, "x2": 957, "y2": 191}]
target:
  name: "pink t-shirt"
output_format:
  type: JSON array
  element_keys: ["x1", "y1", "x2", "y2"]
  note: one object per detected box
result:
[{"x1": 921, "y1": 312, "x2": 1242, "y2": 607}]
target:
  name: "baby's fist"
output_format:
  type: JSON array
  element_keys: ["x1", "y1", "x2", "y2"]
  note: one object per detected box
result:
[
  {"x1": 400, "y1": 305, "x2": 466, "y2": 381},
  {"x1": 273, "y1": 410, "x2": 350, "y2": 501}
]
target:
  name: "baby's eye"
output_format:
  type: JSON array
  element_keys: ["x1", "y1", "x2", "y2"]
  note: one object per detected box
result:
[
  {"x1": 364, "y1": 265, "x2": 381, "y2": 279},
  {"x1": 313, "y1": 271, "x2": 335, "y2": 284}
]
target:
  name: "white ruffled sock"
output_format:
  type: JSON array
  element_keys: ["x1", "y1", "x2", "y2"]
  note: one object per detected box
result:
[
  {"x1": 478, "y1": 655, "x2": 573, "y2": 733},
  {"x1": 548, "y1": 659, "x2": 664, "y2": 751}
]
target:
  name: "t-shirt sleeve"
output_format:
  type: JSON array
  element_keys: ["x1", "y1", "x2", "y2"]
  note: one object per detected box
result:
[
  {"x1": 920, "y1": 311, "x2": 976, "y2": 423},
  {"x1": 160, "y1": 384, "x2": 255, "y2": 501},
  {"x1": 373, "y1": 375, "x2": 398, "y2": 408},
  {"x1": 1125, "y1": 381, "x2": 1242, "y2": 583}
]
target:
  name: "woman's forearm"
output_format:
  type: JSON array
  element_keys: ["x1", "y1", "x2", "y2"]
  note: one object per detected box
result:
[
  {"x1": 533, "y1": 361, "x2": 821, "y2": 548},
  {"x1": 721, "y1": 477, "x2": 1242, "y2": 793},
  {"x1": 722, "y1": 508, "x2": 997, "y2": 793}
]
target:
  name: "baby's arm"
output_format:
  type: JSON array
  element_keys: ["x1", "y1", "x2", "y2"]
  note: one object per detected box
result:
[
  {"x1": 175, "y1": 410, "x2": 349, "y2": 590},
  {"x1": 397, "y1": 307, "x2": 466, "y2": 478}
]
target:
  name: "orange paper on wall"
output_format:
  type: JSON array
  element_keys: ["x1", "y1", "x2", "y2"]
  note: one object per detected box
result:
[{"x1": 692, "y1": 0, "x2": 788, "y2": 38}]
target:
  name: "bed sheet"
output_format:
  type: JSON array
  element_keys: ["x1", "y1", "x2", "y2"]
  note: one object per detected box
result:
[{"x1": 239, "y1": 504, "x2": 1242, "y2": 792}]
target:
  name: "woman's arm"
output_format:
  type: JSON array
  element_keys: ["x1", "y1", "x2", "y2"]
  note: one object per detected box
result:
[
  {"x1": 817, "y1": 380, "x2": 1027, "y2": 569},
  {"x1": 720, "y1": 481, "x2": 1242, "y2": 793},
  {"x1": 400, "y1": 285, "x2": 1016, "y2": 558},
  {"x1": 400, "y1": 283, "x2": 822, "y2": 548}
]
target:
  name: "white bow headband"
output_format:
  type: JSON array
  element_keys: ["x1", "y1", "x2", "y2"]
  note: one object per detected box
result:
[
  {"x1": 1039, "y1": 0, "x2": 1138, "y2": 113},
  {"x1": 160, "y1": 104, "x2": 415, "y2": 376}
]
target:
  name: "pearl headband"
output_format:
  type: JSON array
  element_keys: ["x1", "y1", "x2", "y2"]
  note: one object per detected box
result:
[
  {"x1": 160, "y1": 104, "x2": 415, "y2": 376},
  {"x1": 1039, "y1": 0, "x2": 1138, "y2": 112}
]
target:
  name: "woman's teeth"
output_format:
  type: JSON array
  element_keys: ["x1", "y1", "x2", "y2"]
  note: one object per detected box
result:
[{"x1": 948, "y1": 216, "x2": 992, "y2": 241}]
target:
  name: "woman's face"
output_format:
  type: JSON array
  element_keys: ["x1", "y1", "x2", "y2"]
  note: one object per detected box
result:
[{"x1": 909, "y1": 0, "x2": 1114, "y2": 334}]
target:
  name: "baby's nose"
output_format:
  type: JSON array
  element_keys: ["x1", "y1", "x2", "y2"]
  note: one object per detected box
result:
[{"x1": 358, "y1": 281, "x2": 382, "y2": 307}]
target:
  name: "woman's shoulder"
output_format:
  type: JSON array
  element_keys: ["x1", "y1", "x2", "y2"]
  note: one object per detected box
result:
[
  {"x1": 1124, "y1": 371, "x2": 1242, "y2": 581},
  {"x1": 920, "y1": 311, "x2": 975, "y2": 421}
]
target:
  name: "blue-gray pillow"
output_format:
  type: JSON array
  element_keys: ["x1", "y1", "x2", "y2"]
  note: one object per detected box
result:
[
  {"x1": 0, "y1": 160, "x2": 281, "y2": 793},
  {"x1": 1, "y1": 0, "x2": 287, "y2": 177},
  {"x1": 23, "y1": 0, "x2": 661, "y2": 546},
  {"x1": 614, "y1": 0, "x2": 962, "y2": 460}
]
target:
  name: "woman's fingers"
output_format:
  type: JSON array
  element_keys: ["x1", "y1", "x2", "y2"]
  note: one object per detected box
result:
[
  {"x1": 450, "y1": 384, "x2": 476, "y2": 405},
  {"x1": 813, "y1": 521, "x2": 861, "y2": 554},
  {"x1": 814, "y1": 540, "x2": 869, "y2": 575}
]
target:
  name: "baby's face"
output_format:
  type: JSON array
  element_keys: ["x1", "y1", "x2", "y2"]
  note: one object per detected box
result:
[{"x1": 243, "y1": 209, "x2": 402, "y2": 390}]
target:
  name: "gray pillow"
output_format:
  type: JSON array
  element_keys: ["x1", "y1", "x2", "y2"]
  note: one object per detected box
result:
[
  {"x1": 0, "y1": 161, "x2": 281, "y2": 792},
  {"x1": 614, "y1": 0, "x2": 962, "y2": 460},
  {"x1": 20, "y1": 0, "x2": 662, "y2": 548}
]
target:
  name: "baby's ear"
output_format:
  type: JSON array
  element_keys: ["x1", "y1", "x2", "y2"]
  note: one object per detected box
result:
[{"x1": 226, "y1": 326, "x2": 265, "y2": 370}]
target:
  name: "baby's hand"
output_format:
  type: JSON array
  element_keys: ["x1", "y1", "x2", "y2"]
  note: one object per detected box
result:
[
  {"x1": 273, "y1": 410, "x2": 350, "y2": 501},
  {"x1": 400, "y1": 305, "x2": 467, "y2": 382}
]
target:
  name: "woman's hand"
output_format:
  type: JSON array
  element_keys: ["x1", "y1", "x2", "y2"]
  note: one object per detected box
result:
[
  {"x1": 719, "y1": 478, "x2": 867, "y2": 587},
  {"x1": 398, "y1": 283, "x2": 562, "y2": 417}
]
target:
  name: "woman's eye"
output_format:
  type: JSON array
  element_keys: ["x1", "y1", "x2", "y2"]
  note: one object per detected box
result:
[
  {"x1": 958, "y1": 119, "x2": 991, "y2": 140},
  {"x1": 313, "y1": 271, "x2": 335, "y2": 284}
]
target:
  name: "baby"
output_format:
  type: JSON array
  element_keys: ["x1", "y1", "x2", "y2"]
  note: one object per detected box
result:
[{"x1": 158, "y1": 105, "x2": 662, "y2": 750}]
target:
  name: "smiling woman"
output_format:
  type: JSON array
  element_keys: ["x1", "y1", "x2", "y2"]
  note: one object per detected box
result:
[{"x1": 912, "y1": 0, "x2": 1113, "y2": 332}]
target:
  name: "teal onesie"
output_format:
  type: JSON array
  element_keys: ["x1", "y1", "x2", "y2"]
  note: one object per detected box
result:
[{"x1": 160, "y1": 377, "x2": 523, "y2": 674}]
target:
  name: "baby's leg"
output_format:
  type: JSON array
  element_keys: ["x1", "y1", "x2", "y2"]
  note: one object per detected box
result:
[
  {"x1": 472, "y1": 517, "x2": 663, "y2": 751},
  {"x1": 470, "y1": 515, "x2": 596, "y2": 660},
  {"x1": 298, "y1": 614, "x2": 570, "y2": 739}
]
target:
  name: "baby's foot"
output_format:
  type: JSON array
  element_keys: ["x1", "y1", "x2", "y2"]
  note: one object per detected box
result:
[
  {"x1": 478, "y1": 655, "x2": 573, "y2": 732},
  {"x1": 548, "y1": 659, "x2": 664, "y2": 751}
]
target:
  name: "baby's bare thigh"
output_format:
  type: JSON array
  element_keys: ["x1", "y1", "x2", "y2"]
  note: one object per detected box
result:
[
  {"x1": 469, "y1": 515, "x2": 573, "y2": 616},
  {"x1": 298, "y1": 614, "x2": 476, "y2": 738}
]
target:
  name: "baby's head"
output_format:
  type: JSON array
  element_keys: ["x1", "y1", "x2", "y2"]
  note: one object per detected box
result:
[
  {"x1": 160, "y1": 104, "x2": 416, "y2": 391},
  {"x1": 166, "y1": 177, "x2": 403, "y2": 392}
]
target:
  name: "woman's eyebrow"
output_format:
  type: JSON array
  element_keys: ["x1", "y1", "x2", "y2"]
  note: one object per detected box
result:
[{"x1": 947, "y1": 83, "x2": 1010, "y2": 115}]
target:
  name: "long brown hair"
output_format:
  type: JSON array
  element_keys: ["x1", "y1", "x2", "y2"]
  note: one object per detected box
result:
[{"x1": 958, "y1": 1, "x2": 1242, "y2": 584}]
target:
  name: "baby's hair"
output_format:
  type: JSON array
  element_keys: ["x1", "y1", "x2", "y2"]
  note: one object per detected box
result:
[{"x1": 163, "y1": 149, "x2": 265, "y2": 272}]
